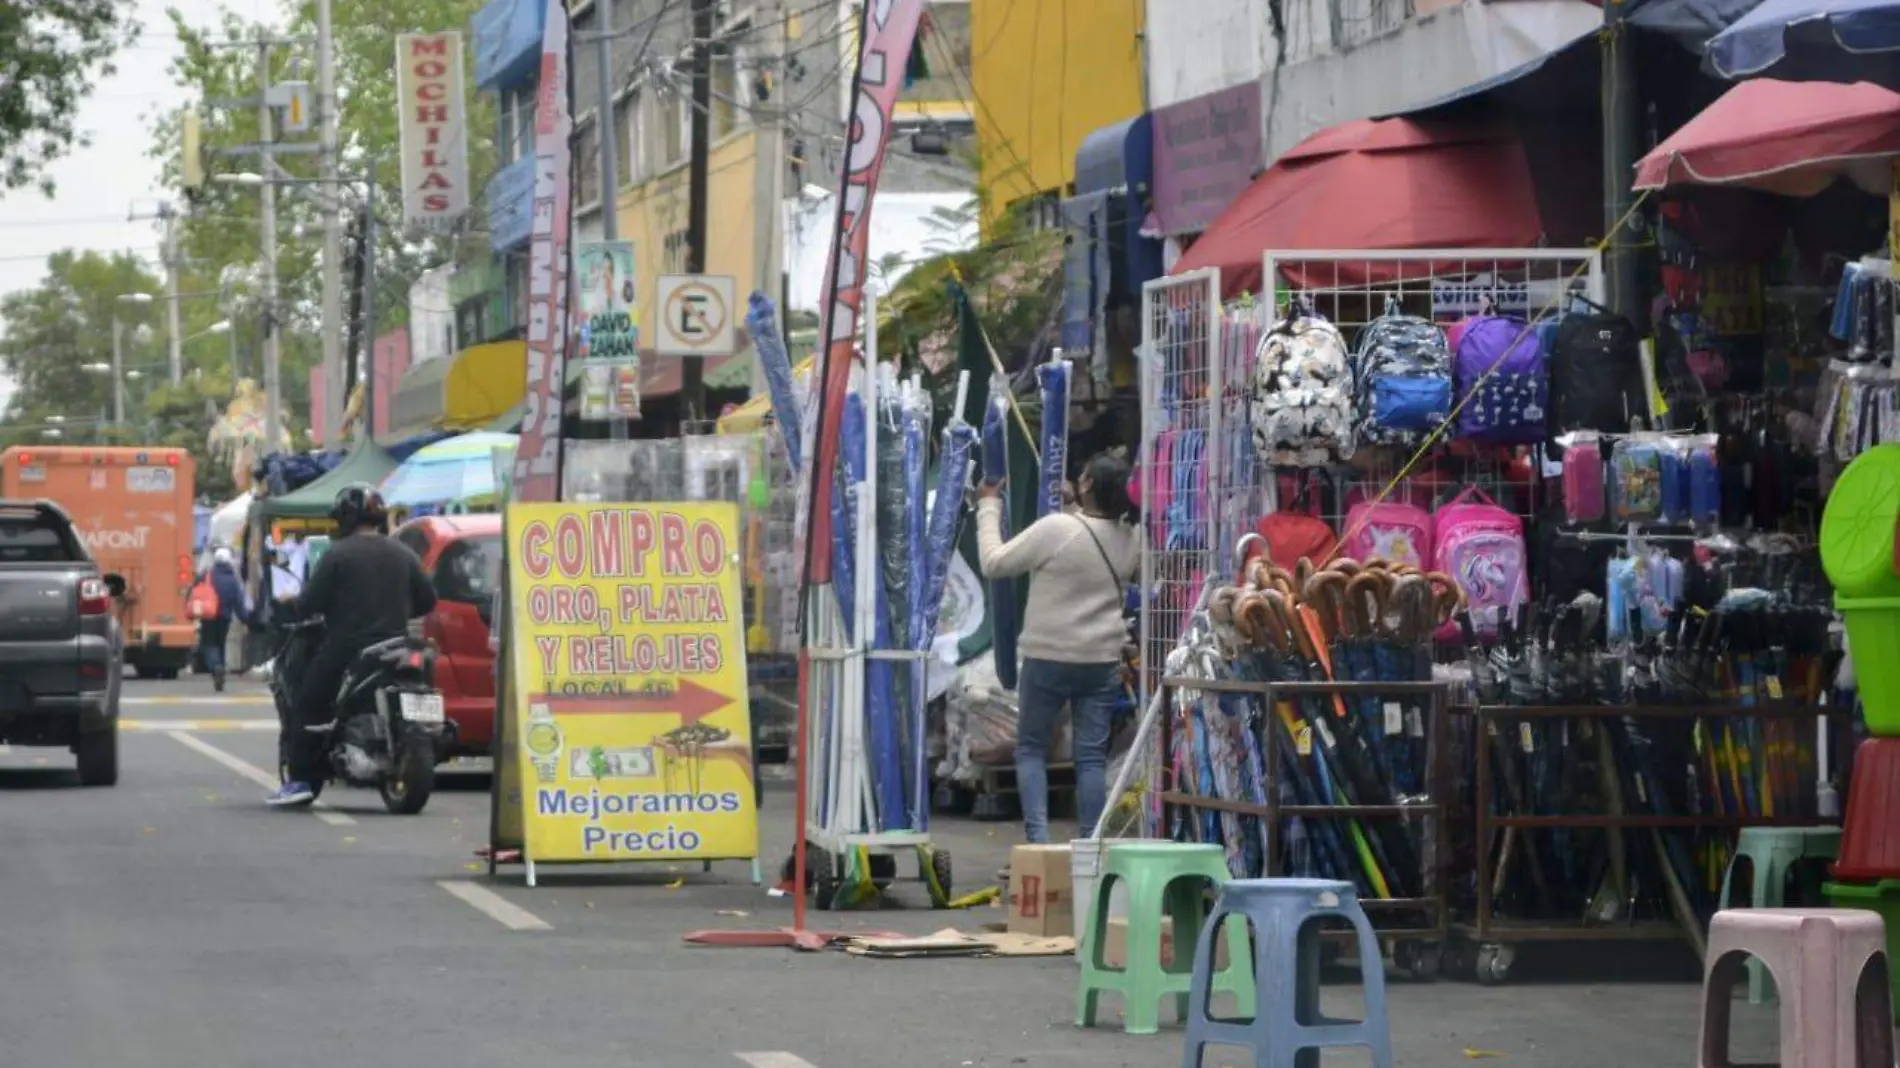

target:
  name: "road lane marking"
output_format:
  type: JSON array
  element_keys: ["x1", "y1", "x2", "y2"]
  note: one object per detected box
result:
[
  {"x1": 123, "y1": 695, "x2": 274, "y2": 706},
  {"x1": 736, "y1": 1054, "x2": 820, "y2": 1068},
  {"x1": 167, "y1": 732, "x2": 357, "y2": 826},
  {"x1": 124, "y1": 719, "x2": 277, "y2": 732},
  {"x1": 0, "y1": 744, "x2": 10, "y2": 755},
  {"x1": 436, "y1": 880, "x2": 552, "y2": 931}
]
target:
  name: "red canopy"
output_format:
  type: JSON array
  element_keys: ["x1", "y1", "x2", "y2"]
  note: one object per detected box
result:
[
  {"x1": 1634, "y1": 79, "x2": 1900, "y2": 197},
  {"x1": 1170, "y1": 118, "x2": 1560, "y2": 298}
]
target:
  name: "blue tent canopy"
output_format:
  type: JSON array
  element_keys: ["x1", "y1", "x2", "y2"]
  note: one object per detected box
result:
[{"x1": 1709, "y1": 0, "x2": 1900, "y2": 79}]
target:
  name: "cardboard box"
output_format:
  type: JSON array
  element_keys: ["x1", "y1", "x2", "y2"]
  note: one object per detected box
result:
[
  {"x1": 1099, "y1": 916, "x2": 1231, "y2": 969},
  {"x1": 1007, "y1": 844, "x2": 1074, "y2": 937}
]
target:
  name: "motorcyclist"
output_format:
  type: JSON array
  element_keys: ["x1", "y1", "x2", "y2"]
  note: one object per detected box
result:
[{"x1": 266, "y1": 484, "x2": 437, "y2": 808}]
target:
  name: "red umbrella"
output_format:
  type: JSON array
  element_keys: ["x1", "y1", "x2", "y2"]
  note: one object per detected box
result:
[
  {"x1": 1171, "y1": 118, "x2": 1561, "y2": 298},
  {"x1": 1634, "y1": 79, "x2": 1900, "y2": 197}
]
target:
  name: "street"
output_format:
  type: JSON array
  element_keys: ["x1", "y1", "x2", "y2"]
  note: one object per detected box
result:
[{"x1": 0, "y1": 675, "x2": 1781, "y2": 1068}]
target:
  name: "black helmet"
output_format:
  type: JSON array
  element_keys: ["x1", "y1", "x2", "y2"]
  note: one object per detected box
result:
[{"x1": 330, "y1": 483, "x2": 388, "y2": 535}]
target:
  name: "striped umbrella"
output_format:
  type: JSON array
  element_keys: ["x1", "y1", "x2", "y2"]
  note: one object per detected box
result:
[{"x1": 382, "y1": 432, "x2": 519, "y2": 510}]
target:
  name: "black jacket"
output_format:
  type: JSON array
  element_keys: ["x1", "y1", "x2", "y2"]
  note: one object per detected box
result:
[{"x1": 298, "y1": 532, "x2": 437, "y2": 643}]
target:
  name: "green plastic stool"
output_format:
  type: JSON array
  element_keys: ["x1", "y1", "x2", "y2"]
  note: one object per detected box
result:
[
  {"x1": 1077, "y1": 842, "x2": 1253, "y2": 1035},
  {"x1": 1720, "y1": 827, "x2": 1844, "y2": 1004}
]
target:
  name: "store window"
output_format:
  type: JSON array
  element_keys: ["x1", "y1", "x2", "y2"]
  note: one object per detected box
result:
[
  {"x1": 710, "y1": 37, "x2": 740, "y2": 139},
  {"x1": 618, "y1": 89, "x2": 644, "y2": 181},
  {"x1": 501, "y1": 84, "x2": 537, "y2": 163}
]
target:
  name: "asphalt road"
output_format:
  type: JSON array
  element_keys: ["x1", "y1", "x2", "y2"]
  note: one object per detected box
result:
[{"x1": 0, "y1": 675, "x2": 1787, "y2": 1068}]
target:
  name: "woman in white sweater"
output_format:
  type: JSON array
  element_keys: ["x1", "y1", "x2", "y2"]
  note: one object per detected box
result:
[{"x1": 976, "y1": 451, "x2": 1142, "y2": 843}]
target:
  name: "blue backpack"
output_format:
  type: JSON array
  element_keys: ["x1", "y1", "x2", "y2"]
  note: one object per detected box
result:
[
  {"x1": 1353, "y1": 304, "x2": 1453, "y2": 446},
  {"x1": 1454, "y1": 314, "x2": 1548, "y2": 444}
]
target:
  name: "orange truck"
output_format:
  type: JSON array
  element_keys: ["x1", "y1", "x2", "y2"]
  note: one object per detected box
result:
[{"x1": 0, "y1": 446, "x2": 198, "y2": 678}]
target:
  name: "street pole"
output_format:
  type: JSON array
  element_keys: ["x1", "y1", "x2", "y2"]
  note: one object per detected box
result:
[
  {"x1": 163, "y1": 208, "x2": 184, "y2": 385},
  {"x1": 754, "y1": 0, "x2": 787, "y2": 397},
  {"x1": 316, "y1": 0, "x2": 343, "y2": 445},
  {"x1": 595, "y1": 0, "x2": 627, "y2": 442},
  {"x1": 361, "y1": 162, "x2": 378, "y2": 442},
  {"x1": 1602, "y1": 3, "x2": 1640, "y2": 321},
  {"x1": 682, "y1": 0, "x2": 714, "y2": 425},
  {"x1": 110, "y1": 318, "x2": 126, "y2": 426},
  {"x1": 258, "y1": 39, "x2": 283, "y2": 454}
]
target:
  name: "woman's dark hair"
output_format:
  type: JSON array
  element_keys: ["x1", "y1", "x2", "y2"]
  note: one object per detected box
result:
[{"x1": 1083, "y1": 452, "x2": 1136, "y2": 523}]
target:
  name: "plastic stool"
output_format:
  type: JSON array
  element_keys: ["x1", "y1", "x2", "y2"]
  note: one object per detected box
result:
[
  {"x1": 1719, "y1": 827, "x2": 1845, "y2": 1003},
  {"x1": 1078, "y1": 842, "x2": 1253, "y2": 1035},
  {"x1": 1181, "y1": 878, "x2": 1392, "y2": 1068},
  {"x1": 1699, "y1": 909, "x2": 1894, "y2": 1068}
]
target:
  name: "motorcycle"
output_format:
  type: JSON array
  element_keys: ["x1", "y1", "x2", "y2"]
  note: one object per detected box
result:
[{"x1": 268, "y1": 608, "x2": 448, "y2": 815}]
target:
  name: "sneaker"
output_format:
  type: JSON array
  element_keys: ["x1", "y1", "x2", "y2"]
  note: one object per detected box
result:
[{"x1": 266, "y1": 782, "x2": 315, "y2": 807}]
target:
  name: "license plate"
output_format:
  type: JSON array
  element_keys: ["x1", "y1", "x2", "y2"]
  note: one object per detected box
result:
[{"x1": 398, "y1": 692, "x2": 445, "y2": 724}]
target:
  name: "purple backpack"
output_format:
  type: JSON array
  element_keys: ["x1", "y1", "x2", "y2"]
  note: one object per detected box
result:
[
  {"x1": 1453, "y1": 315, "x2": 1547, "y2": 443},
  {"x1": 1432, "y1": 487, "x2": 1528, "y2": 640}
]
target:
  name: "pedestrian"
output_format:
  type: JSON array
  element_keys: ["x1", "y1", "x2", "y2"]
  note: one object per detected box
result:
[
  {"x1": 975, "y1": 450, "x2": 1142, "y2": 845},
  {"x1": 200, "y1": 546, "x2": 251, "y2": 692}
]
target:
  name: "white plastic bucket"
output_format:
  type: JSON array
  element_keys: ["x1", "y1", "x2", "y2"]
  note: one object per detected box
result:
[{"x1": 1071, "y1": 837, "x2": 1141, "y2": 958}]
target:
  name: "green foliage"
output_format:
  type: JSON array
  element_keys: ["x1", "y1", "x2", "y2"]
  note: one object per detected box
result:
[
  {"x1": 0, "y1": 251, "x2": 162, "y2": 442},
  {"x1": 0, "y1": 2, "x2": 139, "y2": 195}
]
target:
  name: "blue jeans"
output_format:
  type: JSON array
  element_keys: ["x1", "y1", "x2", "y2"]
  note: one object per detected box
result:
[
  {"x1": 1016, "y1": 657, "x2": 1119, "y2": 844},
  {"x1": 199, "y1": 618, "x2": 230, "y2": 675}
]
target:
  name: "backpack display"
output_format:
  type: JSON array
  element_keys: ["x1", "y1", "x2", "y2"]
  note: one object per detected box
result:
[
  {"x1": 1342, "y1": 499, "x2": 1433, "y2": 569},
  {"x1": 1433, "y1": 487, "x2": 1528, "y2": 639},
  {"x1": 1252, "y1": 512, "x2": 1338, "y2": 573},
  {"x1": 1549, "y1": 311, "x2": 1647, "y2": 436},
  {"x1": 1251, "y1": 312, "x2": 1355, "y2": 466},
  {"x1": 186, "y1": 578, "x2": 220, "y2": 621},
  {"x1": 1561, "y1": 431, "x2": 1606, "y2": 523},
  {"x1": 1353, "y1": 304, "x2": 1453, "y2": 447},
  {"x1": 1611, "y1": 435, "x2": 1664, "y2": 523},
  {"x1": 1453, "y1": 314, "x2": 1547, "y2": 444}
]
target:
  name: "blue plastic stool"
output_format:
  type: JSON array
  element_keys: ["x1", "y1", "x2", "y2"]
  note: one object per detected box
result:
[{"x1": 1181, "y1": 878, "x2": 1393, "y2": 1068}]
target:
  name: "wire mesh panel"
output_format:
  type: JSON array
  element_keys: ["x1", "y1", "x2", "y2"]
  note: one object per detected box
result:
[{"x1": 1138, "y1": 270, "x2": 1222, "y2": 704}]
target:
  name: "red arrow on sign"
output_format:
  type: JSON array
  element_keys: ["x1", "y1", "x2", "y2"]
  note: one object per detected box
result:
[{"x1": 537, "y1": 680, "x2": 734, "y2": 727}]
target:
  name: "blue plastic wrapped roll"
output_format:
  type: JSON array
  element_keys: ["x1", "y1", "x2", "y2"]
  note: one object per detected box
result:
[{"x1": 982, "y1": 384, "x2": 1019, "y2": 690}]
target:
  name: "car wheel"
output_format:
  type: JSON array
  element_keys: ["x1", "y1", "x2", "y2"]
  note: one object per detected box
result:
[{"x1": 76, "y1": 727, "x2": 118, "y2": 787}]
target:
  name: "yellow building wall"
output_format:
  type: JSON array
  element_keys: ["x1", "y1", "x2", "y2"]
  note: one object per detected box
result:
[
  {"x1": 614, "y1": 131, "x2": 760, "y2": 335},
  {"x1": 971, "y1": 0, "x2": 1145, "y2": 236}
]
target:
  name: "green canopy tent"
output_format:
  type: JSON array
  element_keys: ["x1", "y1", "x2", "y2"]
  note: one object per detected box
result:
[{"x1": 251, "y1": 440, "x2": 402, "y2": 524}]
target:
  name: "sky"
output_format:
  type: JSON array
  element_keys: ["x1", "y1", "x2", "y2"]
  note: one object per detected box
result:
[{"x1": 0, "y1": 0, "x2": 248, "y2": 409}]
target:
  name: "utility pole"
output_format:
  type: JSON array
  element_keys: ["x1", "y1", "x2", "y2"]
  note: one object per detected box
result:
[
  {"x1": 110, "y1": 318, "x2": 126, "y2": 425},
  {"x1": 362, "y1": 162, "x2": 378, "y2": 442},
  {"x1": 682, "y1": 0, "x2": 714, "y2": 424},
  {"x1": 257, "y1": 38, "x2": 283, "y2": 454},
  {"x1": 1602, "y1": 3, "x2": 1640, "y2": 320},
  {"x1": 162, "y1": 207, "x2": 184, "y2": 384},
  {"x1": 316, "y1": 0, "x2": 343, "y2": 445},
  {"x1": 594, "y1": 0, "x2": 626, "y2": 441},
  {"x1": 753, "y1": 0, "x2": 787, "y2": 401}
]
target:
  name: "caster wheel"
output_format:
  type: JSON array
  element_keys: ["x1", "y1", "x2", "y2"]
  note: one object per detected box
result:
[
  {"x1": 928, "y1": 847, "x2": 953, "y2": 905},
  {"x1": 1393, "y1": 941, "x2": 1443, "y2": 981},
  {"x1": 1474, "y1": 943, "x2": 1515, "y2": 986}
]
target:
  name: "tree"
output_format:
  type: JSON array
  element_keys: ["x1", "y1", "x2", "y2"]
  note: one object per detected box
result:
[
  {"x1": 149, "y1": 0, "x2": 497, "y2": 432},
  {"x1": 0, "y1": 1, "x2": 139, "y2": 194},
  {"x1": 0, "y1": 251, "x2": 165, "y2": 444}
]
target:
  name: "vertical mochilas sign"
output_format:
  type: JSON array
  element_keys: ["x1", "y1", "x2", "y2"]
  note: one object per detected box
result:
[
  {"x1": 511, "y1": 0, "x2": 573, "y2": 504},
  {"x1": 394, "y1": 32, "x2": 472, "y2": 229},
  {"x1": 798, "y1": 0, "x2": 929, "y2": 590}
]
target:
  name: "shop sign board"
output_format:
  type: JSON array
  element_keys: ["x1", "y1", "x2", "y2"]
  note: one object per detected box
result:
[
  {"x1": 576, "y1": 240, "x2": 640, "y2": 420},
  {"x1": 395, "y1": 32, "x2": 472, "y2": 229},
  {"x1": 1150, "y1": 82, "x2": 1261, "y2": 237},
  {"x1": 656, "y1": 274, "x2": 736, "y2": 357},
  {"x1": 505, "y1": 501, "x2": 758, "y2": 866}
]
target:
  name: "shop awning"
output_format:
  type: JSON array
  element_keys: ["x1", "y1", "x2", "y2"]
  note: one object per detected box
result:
[
  {"x1": 1709, "y1": 0, "x2": 1900, "y2": 80},
  {"x1": 1634, "y1": 78, "x2": 1900, "y2": 195},
  {"x1": 386, "y1": 340, "x2": 529, "y2": 441},
  {"x1": 1075, "y1": 115, "x2": 1152, "y2": 195},
  {"x1": 254, "y1": 441, "x2": 401, "y2": 521},
  {"x1": 1170, "y1": 118, "x2": 1566, "y2": 298}
]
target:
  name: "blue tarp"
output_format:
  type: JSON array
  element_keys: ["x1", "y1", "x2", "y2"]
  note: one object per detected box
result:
[{"x1": 1708, "y1": 0, "x2": 1900, "y2": 77}]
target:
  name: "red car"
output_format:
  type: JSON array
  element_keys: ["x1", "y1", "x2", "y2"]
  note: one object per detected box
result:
[{"x1": 395, "y1": 515, "x2": 501, "y2": 759}]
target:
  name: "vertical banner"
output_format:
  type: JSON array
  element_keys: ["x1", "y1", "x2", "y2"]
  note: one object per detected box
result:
[
  {"x1": 510, "y1": 0, "x2": 574, "y2": 504},
  {"x1": 506, "y1": 502, "x2": 758, "y2": 866},
  {"x1": 394, "y1": 32, "x2": 472, "y2": 229},
  {"x1": 495, "y1": 0, "x2": 573, "y2": 865},
  {"x1": 796, "y1": 0, "x2": 929, "y2": 590},
  {"x1": 576, "y1": 240, "x2": 641, "y2": 420}
]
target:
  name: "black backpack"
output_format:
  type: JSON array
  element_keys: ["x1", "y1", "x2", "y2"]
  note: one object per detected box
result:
[{"x1": 1549, "y1": 312, "x2": 1647, "y2": 436}]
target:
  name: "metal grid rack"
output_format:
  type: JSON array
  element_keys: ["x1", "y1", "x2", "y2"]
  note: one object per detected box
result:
[{"x1": 1461, "y1": 701, "x2": 1844, "y2": 984}]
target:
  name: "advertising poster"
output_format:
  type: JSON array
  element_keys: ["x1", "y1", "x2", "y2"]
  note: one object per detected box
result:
[
  {"x1": 577, "y1": 240, "x2": 640, "y2": 421},
  {"x1": 506, "y1": 501, "x2": 757, "y2": 865}
]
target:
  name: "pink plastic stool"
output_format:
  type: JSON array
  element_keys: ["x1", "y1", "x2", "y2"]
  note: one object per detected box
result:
[{"x1": 1699, "y1": 909, "x2": 1895, "y2": 1068}]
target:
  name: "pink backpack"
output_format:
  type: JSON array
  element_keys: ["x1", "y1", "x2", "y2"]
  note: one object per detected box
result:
[
  {"x1": 1342, "y1": 499, "x2": 1433, "y2": 569},
  {"x1": 1432, "y1": 487, "x2": 1527, "y2": 640}
]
